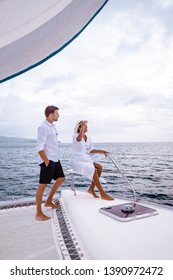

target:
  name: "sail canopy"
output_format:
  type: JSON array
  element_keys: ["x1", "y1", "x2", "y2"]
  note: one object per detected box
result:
[{"x1": 0, "y1": 0, "x2": 109, "y2": 83}]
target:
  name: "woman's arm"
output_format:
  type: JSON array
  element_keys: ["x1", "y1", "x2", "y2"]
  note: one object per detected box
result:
[
  {"x1": 76, "y1": 121, "x2": 86, "y2": 142},
  {"x1": 90, "y1": 149, "x2": 109, "y2": 156}
]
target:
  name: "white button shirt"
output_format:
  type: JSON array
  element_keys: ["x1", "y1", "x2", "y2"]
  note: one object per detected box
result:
[{"x1": 36, "y1": 120, "x2": 59, "y2": 164}]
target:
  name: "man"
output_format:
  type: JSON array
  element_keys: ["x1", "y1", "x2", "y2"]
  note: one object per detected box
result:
[{"x1": 35, "y1": 105, "x2": 65, "y2": 221}]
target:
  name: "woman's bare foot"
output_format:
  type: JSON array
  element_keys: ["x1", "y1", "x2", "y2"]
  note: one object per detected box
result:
[
  {"x1": 44, "y1": 201, "x2": 59, "y2": 209},
  {"x1": 35, "y1": 213, "x2": 51, "y2": 221},
  {"x1": 88, "y1": 189, "x2": 100, "y2": 198},
  {"x1": 101, "y1": 193, "x2": 114, "y2": 200}
]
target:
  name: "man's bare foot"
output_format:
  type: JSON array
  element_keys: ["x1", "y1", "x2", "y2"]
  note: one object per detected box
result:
[
  {"x1": 44, "y1": 201, "x2": 59, "y2": 209},
  {"x1": 88, "y1": 189, "x2": 100, "y2": 198},
  {"x1": 101, "y1": 193, "x2": 114, "y2": 200},
  {"x1": 35, "y1": 213, "x2": 51, "y2": 221}
]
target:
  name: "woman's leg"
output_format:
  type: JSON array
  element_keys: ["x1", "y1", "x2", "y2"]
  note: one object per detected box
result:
[
  {"x1": 88, "y1": 167, "x2": 114, "y2": 200},
  {"x1": 88, "y1": 163, "x2": 102, "y2": 197}
]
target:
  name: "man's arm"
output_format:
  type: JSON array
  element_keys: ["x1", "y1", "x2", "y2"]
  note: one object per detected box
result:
[
  {"x1": 38, "y1": 150, "x2": 49, "y2": 166},
  {"x1": 37, "y1": 126, "x2": 49, "y2": 166}
]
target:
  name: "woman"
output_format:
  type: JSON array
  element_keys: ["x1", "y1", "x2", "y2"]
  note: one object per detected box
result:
[{"x1": 72, "y1": 120, "x2": 114, "y2": 200}]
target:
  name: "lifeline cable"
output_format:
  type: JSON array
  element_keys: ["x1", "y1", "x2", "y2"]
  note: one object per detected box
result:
[{"x1": 108, "y1": 154, "x2": 137, "y2": 202}]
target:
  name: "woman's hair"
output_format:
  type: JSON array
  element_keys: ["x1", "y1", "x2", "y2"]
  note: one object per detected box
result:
[{"x1": 45, "y1": 105, "x2": 59, "y2": 118}]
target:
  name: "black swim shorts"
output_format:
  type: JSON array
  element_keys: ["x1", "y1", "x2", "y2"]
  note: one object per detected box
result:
[{"x1": 39, "y1": 160, "x2": 65, "y2": 184}]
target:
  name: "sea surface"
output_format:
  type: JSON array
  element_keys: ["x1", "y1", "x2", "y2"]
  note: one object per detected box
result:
[{"x1": 0, "y1": 137, "x2": 173, "y2": 208}]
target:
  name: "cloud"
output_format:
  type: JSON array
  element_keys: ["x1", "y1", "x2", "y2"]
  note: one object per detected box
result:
[{"x1": 0, "y1": 0, "x2": 173, "y2": 142}]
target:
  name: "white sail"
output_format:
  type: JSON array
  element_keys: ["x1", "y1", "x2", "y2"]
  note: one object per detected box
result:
[{"x1": 0, "y1": 0, "x2": 109, "y2": 83}]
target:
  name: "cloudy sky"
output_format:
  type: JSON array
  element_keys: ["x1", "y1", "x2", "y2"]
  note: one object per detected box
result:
[{"x1": 0, "y1": 0, "x2": 173, "y2": 143}]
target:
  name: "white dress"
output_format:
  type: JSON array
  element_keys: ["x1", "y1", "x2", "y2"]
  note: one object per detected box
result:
[{"x1": 71, "y1": 133, "x2": 95, "y2": 180}]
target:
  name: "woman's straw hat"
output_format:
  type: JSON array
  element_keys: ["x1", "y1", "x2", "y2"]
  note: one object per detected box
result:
[{"x1": 74, "y1": 120, "x2": 88, "y2": 133}]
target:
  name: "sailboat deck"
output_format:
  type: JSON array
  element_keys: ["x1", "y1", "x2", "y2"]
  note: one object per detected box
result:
[
  {"x1": 1, "y1": 190, "x2": 173, "y2": 260},
  {"x1": 0, "y1": 204, "x2": 60, "y2": 260}
]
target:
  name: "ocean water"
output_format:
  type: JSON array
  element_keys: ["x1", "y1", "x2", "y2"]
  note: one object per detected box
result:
[{"x1": 0, "y1": 138, "x2": 173, "y2": 208}]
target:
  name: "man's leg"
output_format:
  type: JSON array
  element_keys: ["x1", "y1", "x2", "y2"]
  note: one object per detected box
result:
[
  {"x1": 45, "y1": 177, "x2": 65, "y2": 208},
  {"x1": 35, "y1": 183, "x2": 51, "y2": 221}
]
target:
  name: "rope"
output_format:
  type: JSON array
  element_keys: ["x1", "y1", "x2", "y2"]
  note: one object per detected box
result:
[{"x1": 52, "y1": 198, "x2": 84, "y2": 260}]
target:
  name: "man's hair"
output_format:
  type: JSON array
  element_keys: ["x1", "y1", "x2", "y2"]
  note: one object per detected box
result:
[{"x1": 45, "y1": 105, "x2": 59, "y2": 118}]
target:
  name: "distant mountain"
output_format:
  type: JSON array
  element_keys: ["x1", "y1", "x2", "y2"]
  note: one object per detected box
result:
[{"x1": 0, "y1": 136, "x2": 36, "y2": 143}]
